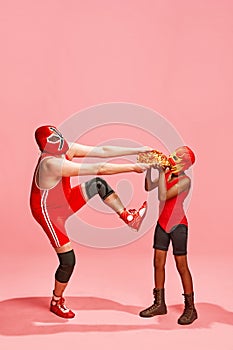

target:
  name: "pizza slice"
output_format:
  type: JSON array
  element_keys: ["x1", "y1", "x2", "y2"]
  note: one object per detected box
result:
[{"x1": 137, "y1": 150, "x2": 171, "y2": 168}]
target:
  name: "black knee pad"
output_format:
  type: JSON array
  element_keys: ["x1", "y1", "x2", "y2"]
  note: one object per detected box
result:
[
  {"x1": 55, "y1": 250, "x2": 76, "y2": 283},
  {"x1": 84, "y1": 177, "x2": 114, "y2": 201}
]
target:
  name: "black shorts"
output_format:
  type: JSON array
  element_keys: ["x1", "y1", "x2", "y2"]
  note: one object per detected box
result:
[{"x1": 153, "y1": 223, "x2": 188, "y2": 256}]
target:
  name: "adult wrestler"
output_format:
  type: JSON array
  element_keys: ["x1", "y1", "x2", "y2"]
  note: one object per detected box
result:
[
  {"x1": 139, "y1": 146, "x2": 198, "y2": 325},
  {"x1": 30, "y1": 125, "x2": 149, "y2": 319}
]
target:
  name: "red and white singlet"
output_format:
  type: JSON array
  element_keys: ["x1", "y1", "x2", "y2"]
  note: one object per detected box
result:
[{"x1": 30, "y1": 154, "x2": 86, "y2": 248}]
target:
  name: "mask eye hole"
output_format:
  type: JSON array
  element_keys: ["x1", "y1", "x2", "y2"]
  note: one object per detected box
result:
[
  {"x1": 173, "y1": 155, "x2": 178, "y2": 161},
  {"x1": 48, "y1": 135, "x2": 60, "y2": 143},
  {"x1": 176, "y1": 150, "x2": 184, "y2": 158}
]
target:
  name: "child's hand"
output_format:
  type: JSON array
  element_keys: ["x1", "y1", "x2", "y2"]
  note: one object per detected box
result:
[{"x1": 152, "y1": 163, "x2": 164, "y2": 171}]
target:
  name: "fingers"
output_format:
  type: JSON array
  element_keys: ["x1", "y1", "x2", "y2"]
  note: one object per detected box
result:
[
  {"x1": 152, "y1": 163, "x2": 159, "y2": 169},
  {"x1": 137, "y1": 163, "x2": 151, "y2": 172}
]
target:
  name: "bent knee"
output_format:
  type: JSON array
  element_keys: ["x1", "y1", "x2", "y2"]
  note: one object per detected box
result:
[{"x1": 85, "y1": 177, "x2": 114, "y2": 201}]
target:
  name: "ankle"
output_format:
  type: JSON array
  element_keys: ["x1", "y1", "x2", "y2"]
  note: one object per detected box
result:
[
  {"x1": 118, "y1": 208, "x2": 126, "y2": 216},
  {"x1": 52, "y1": 290, "x2": 62, "y2": 301}
]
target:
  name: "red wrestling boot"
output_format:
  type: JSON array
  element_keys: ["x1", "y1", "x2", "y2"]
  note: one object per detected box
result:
[
  {"x1": 120, "y1": 201, "x2": 147, "y2": 231},
  {"x1": 50, "y1": 296, "x2": 75, "y2": 319}
]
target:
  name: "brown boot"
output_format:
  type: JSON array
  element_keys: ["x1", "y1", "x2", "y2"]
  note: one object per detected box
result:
[
  {"x1": 178, "y1": 292, "x2": 198, "y2": 325},
  {"x1": 139, "y1": 288, "x2": 167, "y2": 318}
]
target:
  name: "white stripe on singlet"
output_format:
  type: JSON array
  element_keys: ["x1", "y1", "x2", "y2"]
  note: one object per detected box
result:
[{"x1": 41, "y1": 190, "x2": 60, "y2": 247}]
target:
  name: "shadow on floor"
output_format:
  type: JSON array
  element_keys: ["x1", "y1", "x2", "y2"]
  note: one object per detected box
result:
[{"x1": 0, "y1": 296, "x2": 232, "y2": 335}]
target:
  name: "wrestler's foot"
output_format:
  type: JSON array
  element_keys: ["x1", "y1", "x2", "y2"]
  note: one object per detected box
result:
[
  {"x1": 50, "y1": 297, "x2": 75, "y2": 319},
  {"x1": 119, "y1": 201, "x2": 147, "y2": 231}
]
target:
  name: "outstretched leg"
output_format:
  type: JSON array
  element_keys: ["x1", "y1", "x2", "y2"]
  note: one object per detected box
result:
[{"x1": 81, "y1": 177, "x2": 147, "y2": 231}]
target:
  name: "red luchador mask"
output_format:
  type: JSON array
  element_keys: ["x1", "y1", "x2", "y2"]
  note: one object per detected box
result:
[{"x1": 35, "y1": 125, "x2": 69, "y2": 155}]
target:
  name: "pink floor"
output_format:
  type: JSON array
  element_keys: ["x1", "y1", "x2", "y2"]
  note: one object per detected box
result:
[{"x1": 1, "y1": 243, "x2": 232, "y2": 350}]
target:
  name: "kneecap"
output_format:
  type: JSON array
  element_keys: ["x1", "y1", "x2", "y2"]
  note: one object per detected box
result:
[
  {"x1": 85, "y1": 177, "x2": 114, "y2": 201},
  {"x1": 55, "y1": 250, "x2": 76, "y2": 283}
]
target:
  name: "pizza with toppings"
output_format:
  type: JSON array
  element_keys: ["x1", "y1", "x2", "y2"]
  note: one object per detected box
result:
[{"x1": 137, "y1": 150, "x2": 171, "y2": 168}]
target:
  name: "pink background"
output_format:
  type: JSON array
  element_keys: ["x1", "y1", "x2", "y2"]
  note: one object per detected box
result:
[{"x1": 1, "y1": 1, "x2": 232, "y2": 349}]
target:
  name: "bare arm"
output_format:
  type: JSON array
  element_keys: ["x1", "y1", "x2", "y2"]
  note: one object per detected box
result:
[
  {"x1": 45, "y1": 157, "x2": 150, "y2": 177},
  {"x1": 67, "y1": 142, "x2": 152, "y2": 159},
  {"x1": 145, "y1": 168, "x2": 159, "y2": 191},
  {"x1": 158, "y1": 169, "x2": 191, "y2": 201}
]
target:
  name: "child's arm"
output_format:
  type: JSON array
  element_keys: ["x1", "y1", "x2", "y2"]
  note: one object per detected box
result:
[
  {"x1": 145, "y1": 168, "x2": 159, "y2": 191},
  {"x1": 158, "y1": 169, "x2": 191, "y2": 201}
]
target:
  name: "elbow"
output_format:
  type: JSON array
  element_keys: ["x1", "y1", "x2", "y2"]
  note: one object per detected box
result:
[
  {"x1": 158, "y1": 185, "x2": 167, "y2": 201},
  {"x1": 145, "y1": 180, "x2": 150, "y2": 192},
  {"x1": 158, "y1": 193, "x2": 166, "y2": 201},
  {"x1": 145, "y1": 181, "x2": 155, "y2": 192}
]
